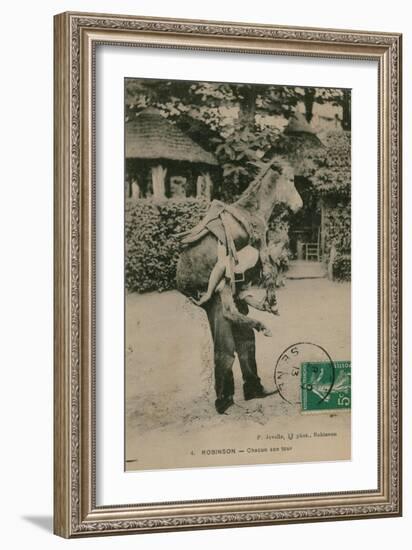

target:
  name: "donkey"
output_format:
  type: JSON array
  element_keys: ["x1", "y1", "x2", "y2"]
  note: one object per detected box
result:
[
  {"x1": 176, "y1": 156, "x2": 303, "y2": 334},
  {"x1": 175, "y1": 157, "x2": 303, "y2": 414}
]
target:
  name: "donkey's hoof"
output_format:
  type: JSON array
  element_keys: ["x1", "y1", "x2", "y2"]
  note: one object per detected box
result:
[{"x1": 262, "y1": 328, "x2": 273, "y2": 337}]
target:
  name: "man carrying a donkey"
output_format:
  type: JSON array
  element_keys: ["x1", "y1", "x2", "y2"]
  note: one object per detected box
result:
[{"x1": 176, "y1": 156, "x2": 303, "y2": 414}]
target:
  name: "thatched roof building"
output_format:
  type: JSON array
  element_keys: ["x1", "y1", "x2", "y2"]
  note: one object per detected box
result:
[
  {"x1": 277, "y1": 112, "x2": 325, "y2": 177},
  {"x1": 284, "y1": 111, "x2": 317, "y2": 136},
  {"x1": 126, "y1": 108, "x2": 218, "y2": 166},
  {"x1": 284, "y1": 112, "x2": 324, "y2": 148},
  {"x1": 126, "y1": 108, "x2": 218, "y2": 200}
]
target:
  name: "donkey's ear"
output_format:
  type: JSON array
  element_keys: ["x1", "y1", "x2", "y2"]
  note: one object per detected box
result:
[
  {"x1": 271, "y1": 155, "x2": 294, "y2": 175},
  {"x1": 269, "y1": 162, "x2": 283, "y2": 175},
  {"x1": 256, "y1": 152, "x2": 281, "y2": 178},
  {"x1": 247, "y1": 159, "x2": 267, "y2": 170}
]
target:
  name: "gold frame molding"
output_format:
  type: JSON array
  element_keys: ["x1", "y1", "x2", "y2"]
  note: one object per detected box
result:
[{"x1": 54, "y1": 11, "x2": 402, "y2": 538}]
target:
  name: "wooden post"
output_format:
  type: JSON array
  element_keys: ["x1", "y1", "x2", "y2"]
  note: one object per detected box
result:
[
  {"x1": 196, "y1": 174, "x2": 202, "y2": 197},
  {"x1": 320, "y1": 199, "x2": 326, "y2": 259},
  {"x1": 203, "y1": 172, "x2": 212, "y2": 201},
  {"x1": 196, "y1": 171, "x2": 212, "y2": 200},
  {"x1": 342, "y1": 89, "x2": 351, "y2": 131},
  {"x1": 328, "y1": 244, "x2": 337, "y2": 280},
  {"x1": 131, "y1": 179, "x2": 140, "y2": 199},
  {"x1": 151, "y1": 164, "x2": 167, "y2": 199},
  {"x1": 125, "y1": 171, "x2": 132, "y2": 198}
]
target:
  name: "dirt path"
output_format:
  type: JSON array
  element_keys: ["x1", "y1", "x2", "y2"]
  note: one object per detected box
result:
[{"x1": 125, "y1": 279, "x2": 350, "y2": 469}]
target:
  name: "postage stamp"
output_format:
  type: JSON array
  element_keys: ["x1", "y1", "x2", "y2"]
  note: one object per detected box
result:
[
  {"x1": 274, "y1": 342, "x2": 335, "y2": 405},
  {"x1": 301, "y1": 361, "x2": 351, "y2": 411}
]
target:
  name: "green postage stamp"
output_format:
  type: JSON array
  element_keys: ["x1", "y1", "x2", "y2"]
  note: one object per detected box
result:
[{"x1": 301, "y1": 361, "x2": 351, "y2": 412}]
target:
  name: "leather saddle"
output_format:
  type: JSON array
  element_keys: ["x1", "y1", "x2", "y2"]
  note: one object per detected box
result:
[
  {"x1": 179, "y1": 200, "x2": 251, "y2": 253},
  {"x1": 179, "y1": 201, "x2": 253, "y2": 291}
]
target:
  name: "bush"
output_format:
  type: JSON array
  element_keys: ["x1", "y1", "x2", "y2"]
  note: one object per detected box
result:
[
  {"x1": 322, "y1": 200, "x2": 351, "y2": 281},
  {"x1": 332, "y1": 254, "x2": 351, "y2": 281},
  {"x1": 268, "y1": 207, "x2": 292, "y2": 274},
  {"x1": 125, "y1": 199, "x2": 209, "y2": 292},
  {"x1": 323, "y1": 202, "x2": 351, "y2": 253},
  {"x1": 303, "y1": 131, "x2": 351, "y2": 198}
]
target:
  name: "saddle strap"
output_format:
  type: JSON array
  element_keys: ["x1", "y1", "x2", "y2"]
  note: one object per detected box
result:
[
  {"x1": 220, "y1": 211, "x2": 239, "y2": 293},
  {"x1": 220, "y1": 212, "x2": 238, "y2": 262}
]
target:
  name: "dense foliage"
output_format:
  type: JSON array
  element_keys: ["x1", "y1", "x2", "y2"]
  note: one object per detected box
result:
[
  {"x1": 267, "y1": 207, "x2": 292, "y2": 275},
  {"x1": 332, "y1": 254, "x2": 351, "y2": 282},
  {"x1": 310, "y1": 131, "x2": 351, "y2": 197},
  {"x1": 125, "y1": 199, "x2": 208, "y2": 292},
  {"x1": 323, "y1": 201, "x2": 351, "y2": 281},
  {"x1": 323, "y1": 202, "x2": 351, "y2": 252}
]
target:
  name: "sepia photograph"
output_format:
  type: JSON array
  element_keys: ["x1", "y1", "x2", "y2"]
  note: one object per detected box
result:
[
  {"x1": 53, "y1": 11, "x2": 402, "y2": 537},
  {"x1": 124, "y1": 77, "x2": 352, "y2": 471}
]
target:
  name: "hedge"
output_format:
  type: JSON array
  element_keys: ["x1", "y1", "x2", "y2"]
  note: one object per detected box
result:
[
  {"x1": 126, "y1": 199, "x2": 209, "y2": 292},
  {"x1": 332, "y1": 254, "x2": 351, "y2": 282},
  {"x1": 323, "y1": 200, "x2": 351, "y2": 281}
]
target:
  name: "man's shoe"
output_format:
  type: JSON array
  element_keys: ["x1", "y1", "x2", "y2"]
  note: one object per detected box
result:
[
  {"x1": 244, "y1": 387, "x2": 277, "y2": 401},
  {"x1": 215, "y1": 396, "x2": 234, "y2": 414}
]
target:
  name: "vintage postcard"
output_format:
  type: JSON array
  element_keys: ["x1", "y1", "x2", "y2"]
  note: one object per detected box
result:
[{"x1": 124, "y1": 77, "x2": 351, "y2": 471}]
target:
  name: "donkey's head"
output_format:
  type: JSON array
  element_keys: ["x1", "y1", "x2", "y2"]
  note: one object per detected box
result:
[
  {"x1": 267, "y1": 158, "x2": 303, "y2": 214},
  {"x1": 236, "y1": 156, "x2": 303, "y2": 221}
]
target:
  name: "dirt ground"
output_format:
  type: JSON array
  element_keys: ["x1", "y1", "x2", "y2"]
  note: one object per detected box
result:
[{"x1": 125, "y1": 279, "x2": 351, "y2": 470}]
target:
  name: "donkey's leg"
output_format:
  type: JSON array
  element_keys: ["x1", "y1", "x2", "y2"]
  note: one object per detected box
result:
[
  {"x1": 219, "y1": 283, "x2": 272, "y2": 337},
  {"x1": 259, "y1": 244, "x2": 278, "y2": 310},
  {"x1": 204, "y1": 293, "x2": 236, "y2": 414}
]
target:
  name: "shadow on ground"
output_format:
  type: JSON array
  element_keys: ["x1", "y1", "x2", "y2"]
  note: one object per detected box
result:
[{"x1": 21, "y1": 515, "x2": 53, "y2": 533}]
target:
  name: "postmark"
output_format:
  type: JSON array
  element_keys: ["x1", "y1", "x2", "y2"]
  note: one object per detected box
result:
[{"x1": 274, "y1": 342, "x2": 335, "y2": 406}]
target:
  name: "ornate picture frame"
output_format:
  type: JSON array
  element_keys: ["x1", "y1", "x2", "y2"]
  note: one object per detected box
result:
[{"x1": 54, "y1": 11, "x2": 402, "y2": 537}]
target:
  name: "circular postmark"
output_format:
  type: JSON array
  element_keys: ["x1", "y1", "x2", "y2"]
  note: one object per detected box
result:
[{"x1": 274, "y1": 342, "x2": 335, "y2": 406}]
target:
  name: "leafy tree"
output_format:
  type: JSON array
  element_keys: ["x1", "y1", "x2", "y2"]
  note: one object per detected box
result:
[
  {"x1": 309, "y1": 131, "x2": 351, "y2": 198},
  {"x1": 125, "y1": 78, "x2": 349, "y2": 199}
]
